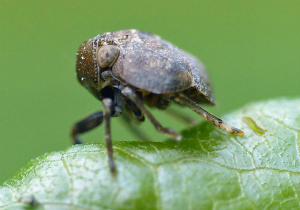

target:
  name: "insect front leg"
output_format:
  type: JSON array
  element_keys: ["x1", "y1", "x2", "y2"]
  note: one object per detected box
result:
[
  {"x1": 102, "y1": 98, "x2": 116, "y2": 175},
  {"x1": 173, "y1": 94, "x2": 244, "y2": 136},
  {"x1": 121, "y1": 86, "x2": 182, "y2": 141},
  {"x1": 71, "y1": 111, "x2": 104, "y2": 144}
]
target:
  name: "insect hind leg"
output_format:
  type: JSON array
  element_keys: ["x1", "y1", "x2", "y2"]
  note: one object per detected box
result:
[{"x1": 173, "y1": 94, "x2": 244, "y2": 136}]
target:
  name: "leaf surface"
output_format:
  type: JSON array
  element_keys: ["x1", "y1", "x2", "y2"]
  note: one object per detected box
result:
[{"x1": 0, "y1": 98, "x2": 299, "y2": 210}]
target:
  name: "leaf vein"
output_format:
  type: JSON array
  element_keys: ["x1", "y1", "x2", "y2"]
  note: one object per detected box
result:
[{"x1": 61, "y1": 154, "x2": 74, "y2": 204}]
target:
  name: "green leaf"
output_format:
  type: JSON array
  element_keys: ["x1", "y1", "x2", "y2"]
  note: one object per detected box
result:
[{"x1": 0, "y1": 98, "x2": 299, "y2": 210}]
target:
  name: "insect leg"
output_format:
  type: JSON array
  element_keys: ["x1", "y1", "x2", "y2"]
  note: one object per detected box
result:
[
  {"x1": 102, "y1": 98, "x2": 116, "y2": 175},
  {"x1": 121, "y1": 86, "x2": 182, "y2": 141},
  {"x1": 125, "y1": 97, "x2": 145, "y2": 122},
  {"x1": 71, "y1": 111, "x2": 104, "y2": 144},
  {"x1": 121, "y1": 113, "x2": 151, "y2": 141},
  {"x1": 165, "y1": 106, "x2": 197, "y2": 125},
  {"x1": 173, "y1": 94, "x2": 244, "y2": 136}
]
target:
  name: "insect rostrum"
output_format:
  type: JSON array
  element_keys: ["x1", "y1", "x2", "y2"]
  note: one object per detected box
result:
[{"x1": 71, "y1": 29, "x2": 244, "y2": 175}]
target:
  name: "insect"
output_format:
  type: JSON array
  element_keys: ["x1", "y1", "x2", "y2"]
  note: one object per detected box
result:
[{"x1": 71, "y1": 29, "x2": 244, "y2": 175}]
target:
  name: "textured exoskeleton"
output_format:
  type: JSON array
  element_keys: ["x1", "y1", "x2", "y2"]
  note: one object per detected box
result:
[{"x1": 72, "y1": 29, "x2": 243, "y2": 175}]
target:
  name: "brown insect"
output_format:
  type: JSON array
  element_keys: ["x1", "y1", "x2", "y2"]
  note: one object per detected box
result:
[{"x1": 71, "y1": 29, "x2": 243, "y2": 175}]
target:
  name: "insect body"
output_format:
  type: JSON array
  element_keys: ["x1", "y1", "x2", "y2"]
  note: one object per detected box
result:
[{"x1": 71, "y1": 29, "x2": 243, "y2": 174}]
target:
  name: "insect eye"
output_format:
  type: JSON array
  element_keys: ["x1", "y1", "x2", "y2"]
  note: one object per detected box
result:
[{"x1": 97, "y1": 45, "x2": 120, "y2": 68}]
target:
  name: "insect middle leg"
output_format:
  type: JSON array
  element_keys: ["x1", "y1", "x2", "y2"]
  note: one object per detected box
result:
[
  {"x1": 121, "y1": 86, "x2": 182, "y2": 141},
  {"x1": 121, "y1": 113, "x2": 151, "y2": 142},
  {"x1": 71, "y1": 111, "x2": 104, "y2": 144},
  {"x1": 172, "y1": 94, "x2": 244, "y2": 136},
  {"x1": 121, "y1": 98, "x2": 151, "y2": 141}
]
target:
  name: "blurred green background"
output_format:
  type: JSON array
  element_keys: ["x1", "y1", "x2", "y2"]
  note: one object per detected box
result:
[{"x1": 0, "y1": 0, "x2": 299, "y2": 184}]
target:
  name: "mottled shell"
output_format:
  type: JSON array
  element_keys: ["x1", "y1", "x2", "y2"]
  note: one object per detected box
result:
[
  {"x1": 111, "y1": 30, "x2": 215, "y2": 104},
  {"x1": 76, "y1": 29, "x2": 215, "y2": 104}
]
